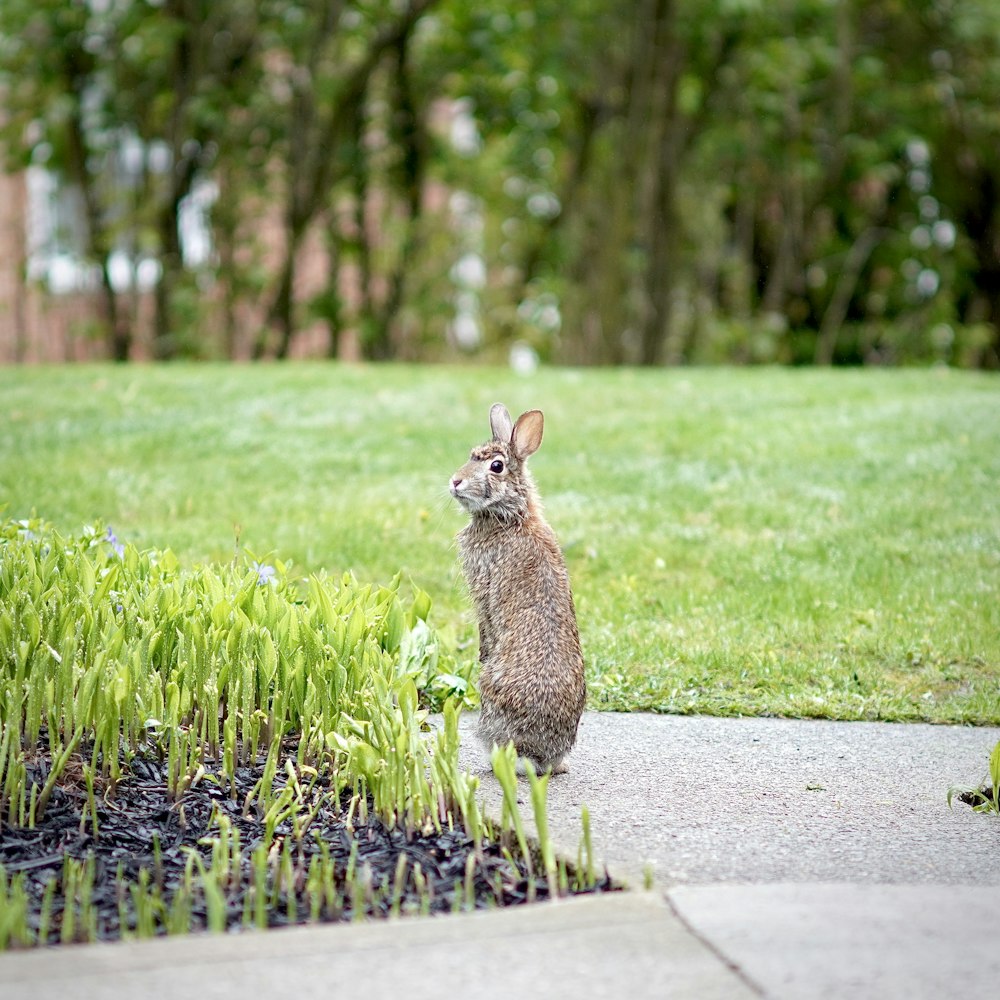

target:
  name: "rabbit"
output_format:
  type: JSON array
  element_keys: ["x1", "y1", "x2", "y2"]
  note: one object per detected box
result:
[{"x1": 449, "y1": 403, "x2": 586, "y2": 775}]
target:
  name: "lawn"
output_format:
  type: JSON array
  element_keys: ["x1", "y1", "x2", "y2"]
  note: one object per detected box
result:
[{"x1": 3, "y1": 362, "x2": 998, "y2": 724}]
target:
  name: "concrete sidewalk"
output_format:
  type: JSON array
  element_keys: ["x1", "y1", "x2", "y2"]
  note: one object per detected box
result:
[
  {"x1": 458, "y1": 712, "x2": 1000, "y2": 887},
  {"x1": 2, "y1": 892, "x2": 756, "y2": 1000},
  {"x1": 3, "y1": 712, "x2": 999, "y2": 1000}
]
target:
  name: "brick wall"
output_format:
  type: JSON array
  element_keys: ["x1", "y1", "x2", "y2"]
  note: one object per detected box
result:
[
  {"x1": 0, "y1": 163, "x2": 448, "y2": 363},
  {"x1": 0, "y1": 170, "x2": 114, "y2": 363}
]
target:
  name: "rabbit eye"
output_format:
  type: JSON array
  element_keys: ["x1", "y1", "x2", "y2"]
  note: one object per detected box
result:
[{"x1": 489, "y1": 459, "x2": 505, "y2": 474}]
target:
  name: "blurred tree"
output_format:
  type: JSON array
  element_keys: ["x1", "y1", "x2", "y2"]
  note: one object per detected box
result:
[
  {"x1": 0, "y1": 1, "x2": 131, "y2": 358},
  {"x1": 0, "y1": 0, "x2": 262, "y2": 359},
  {"x1": 439, "y1": 0, "x2": 755, "y2": 364},
  {"x1": 3, "y1": 0, "x2": 999, "y2": 365},
  {"x1": 114, "y1": 0, "x2": 262, "y2": 358},
  {"x1": 675, "y1": 0, "x2": 1000, "y2": 365},
  {"x1": 249, "y1": 0, "x2": 439, "y2": 360},
  {"x1": 919, "y1": 0, "x2": 1000, "y2": 366}
]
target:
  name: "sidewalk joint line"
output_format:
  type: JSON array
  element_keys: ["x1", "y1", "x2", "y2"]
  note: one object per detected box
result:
[{"x1": 663, "y1": 891, "x2": 769, "y2": 999}]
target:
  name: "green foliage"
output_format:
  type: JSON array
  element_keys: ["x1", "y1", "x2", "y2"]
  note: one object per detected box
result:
[
  {"x1": 3, "y1": 0, "x2": 1000, "y2": 364},
  {"x1": 433, "y1": 0, "x2": 1000, "y2": 365},
  {"x1": 0, "y1": 515, "x2": 601, "y2": 947},
  {"x1": 948, "y1": 741, "x2": 1000, "y2": 815},
  {"x1": 0, "y1": 516, "x2": 471, "y2": 828}
]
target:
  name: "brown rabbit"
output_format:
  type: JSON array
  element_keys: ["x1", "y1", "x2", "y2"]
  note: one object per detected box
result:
[{"x1": 450, "y1": 403, "x2": 586, "y2": 774}]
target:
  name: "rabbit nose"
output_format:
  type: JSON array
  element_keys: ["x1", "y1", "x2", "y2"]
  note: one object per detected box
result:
[{"x1": 451, "y1": 476, "x2": 463, "y2": 490}]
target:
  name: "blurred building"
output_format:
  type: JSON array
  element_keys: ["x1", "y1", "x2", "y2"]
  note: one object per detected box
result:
[{"x1": 0, "y1": 168, "x2": 109, "y2": 363}]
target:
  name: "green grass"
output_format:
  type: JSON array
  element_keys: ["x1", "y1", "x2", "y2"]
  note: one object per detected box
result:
[{"x1": 2, "y1": 363, "x2": 998, "y2": 724}]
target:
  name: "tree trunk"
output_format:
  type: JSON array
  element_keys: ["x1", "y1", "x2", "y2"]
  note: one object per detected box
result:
[
  {"x1": 632, "y1": 0, "x2": 684, "y2": 366},
  {"x1": 64, "y1": 87, "x2": 131, "y2": 360},
  {"x1": 260, "y1": 0, "x2": 439, "y2": 362},
  {"x1": 369, "y1": 28, "x2": 426, "y2": 360},
  {"x1": 153, "y1": 204, "x2": 184, "y2": 359},
  {"x1": 815, "y1": 228, "x2": 885, "y2": 365},
  {"x1": 761, "y1": 87, "x2": 804, "y2": 317},
  {"x1": 261, "y1": 223, "x2": 304, "y2": 360},
  {"x1": 960, "y1": 170, "x2": 1000, "y2": 369}
]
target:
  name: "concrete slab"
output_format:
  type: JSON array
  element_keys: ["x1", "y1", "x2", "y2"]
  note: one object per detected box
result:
[
  {"x1": 668, "y1": 883, "x2": 1000, "y2": 1000},
  {"x1": 455, "y1": 712, "x2": 1000, "y2": 888},
  {"x1": 1, "y1": 891, "x2": 759, "y2": 1000}
]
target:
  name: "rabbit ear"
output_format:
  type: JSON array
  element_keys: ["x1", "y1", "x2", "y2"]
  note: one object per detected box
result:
[
  {"x1": 490, "y1": 403, "x2": 514, "y2": 443},
  {"x1": 512, "y1": 409, "x2": 543, "y2": 458}
]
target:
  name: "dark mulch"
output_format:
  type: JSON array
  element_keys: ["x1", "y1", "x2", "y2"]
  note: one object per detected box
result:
[
  {"x1": 956, "y1": 785, "x2": 999, "y2": 811},
  {"x1": 0, "y1": 744, "x2": 616, "y2": 946}
]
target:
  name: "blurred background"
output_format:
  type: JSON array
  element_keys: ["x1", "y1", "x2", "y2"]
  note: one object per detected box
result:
[{"x1": 1, "y1": 0, "x2": 998, "y2": 368}]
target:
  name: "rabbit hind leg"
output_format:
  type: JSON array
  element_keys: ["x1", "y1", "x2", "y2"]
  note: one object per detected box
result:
[{"x1": 476, "y1": 698, "x2": 514, "y2": 756}]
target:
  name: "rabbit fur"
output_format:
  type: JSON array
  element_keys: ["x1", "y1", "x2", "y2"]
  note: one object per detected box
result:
[{"x1": 450, "y1": 403, "x2": 586, "y2": 774}]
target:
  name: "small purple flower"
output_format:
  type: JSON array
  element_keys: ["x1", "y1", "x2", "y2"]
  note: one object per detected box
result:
[
  {"x1": 105, "y1": 526, "x2": 125, "y2": 558},
  {"x1": 252, "y1": 561, "x2": 276, "y2": 586}
]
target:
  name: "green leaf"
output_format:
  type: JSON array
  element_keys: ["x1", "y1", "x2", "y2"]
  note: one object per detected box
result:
[
  {"x1": 259, "y1": 632, "x2": 278, "y2": 684},
  {"x1": 396, "y1": 677, "x2": 418, "y2": 723},
  {"x1": 348, "y1": 741, "x2": 381, "y2": 782},
  {"x1": 399, "y1": 619, "x2": 436, "y2": 680},
  {"x1": 409, "y1": 585, "x2": 432, "y2": 625},
  {"x1": 433, "y1": 673, "x2": 468, "y2": 694},
  {"x1": 78, "y1": 553, "x2": 96, "y2": 595},
  {"x1": 990, "y1": 741, "x2": 1000, "y2": 808},
  {"x1": 93, "y1": 563, "x2": 120, "y2": 606},
  {"x1": 211, "y1": 599, "x2": 231, "y2": 629},
  {"x1": 380, "y1": 598, "x2": 405, "y2": 654},
  {"x1": 346, "y1": 605, "x2": 366, "y2": 653}
]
